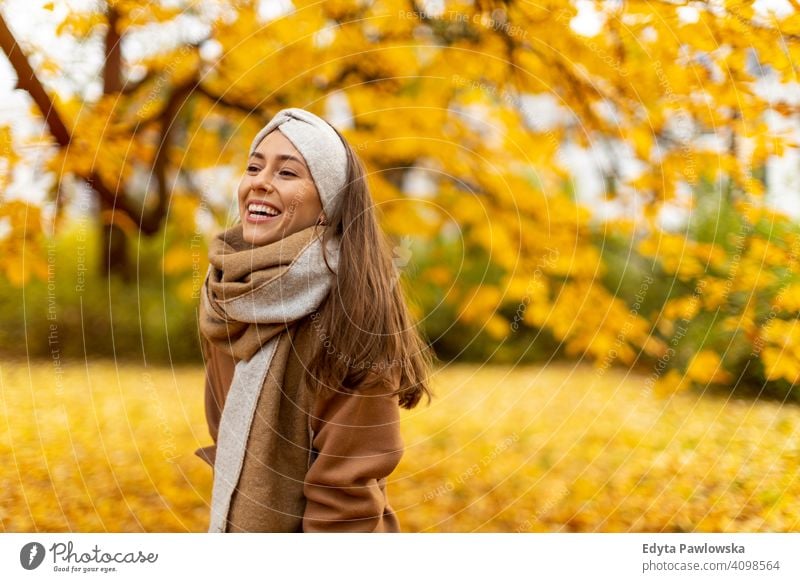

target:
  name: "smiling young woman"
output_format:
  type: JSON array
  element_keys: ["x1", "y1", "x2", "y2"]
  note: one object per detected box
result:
[{"x1": 197, "y1": 108, "x2": 436, "y2": 533}]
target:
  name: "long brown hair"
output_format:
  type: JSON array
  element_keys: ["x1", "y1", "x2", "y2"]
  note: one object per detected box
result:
[{"x1": 307, "y1": 127, "x2": 436, "y2": 410}]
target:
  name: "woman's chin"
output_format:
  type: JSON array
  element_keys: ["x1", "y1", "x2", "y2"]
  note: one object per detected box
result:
[
  {"x1": 239, "y1": 216, "x2": 317, "y2": 246},
  {"x1": 241, "y1": 223, "x2": 277, "y2": 247}
]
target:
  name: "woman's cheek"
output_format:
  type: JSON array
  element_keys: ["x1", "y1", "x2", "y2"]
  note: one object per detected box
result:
[{"x1": 237, "y1": 181, "x2": 249, "y2": 212}]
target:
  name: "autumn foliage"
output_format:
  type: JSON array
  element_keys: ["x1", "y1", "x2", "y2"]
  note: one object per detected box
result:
[{"x1": 2, "y1": 360, "x2": 798, "y2": 532}]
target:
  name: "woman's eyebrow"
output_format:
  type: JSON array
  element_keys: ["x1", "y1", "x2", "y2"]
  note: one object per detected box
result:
[{"x1": 249, "y1": 152, "x2": 304, "y2": 165}]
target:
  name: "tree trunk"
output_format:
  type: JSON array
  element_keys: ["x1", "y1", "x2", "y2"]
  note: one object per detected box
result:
[
  {"x1": 98, "y1": 5, "x2": 129, "y2": 280},
  {"x1": 98, "y1": 197, "x2": 131, "y2": 281}
]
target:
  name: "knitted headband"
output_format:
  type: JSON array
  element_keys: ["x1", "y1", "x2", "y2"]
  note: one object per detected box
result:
[{"x1": 249, "y1": 108, "x2": 348, "y2": 216}]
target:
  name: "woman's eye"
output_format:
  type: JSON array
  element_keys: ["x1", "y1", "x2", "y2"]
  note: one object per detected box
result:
[{"x1": 245, "y1": 164, "x2": 296, "y2": 176}]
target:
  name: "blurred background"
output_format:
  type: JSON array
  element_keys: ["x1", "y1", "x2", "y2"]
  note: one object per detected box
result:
[{"x1": 0, "y1": 0, "x2": 799, "y2": 532}]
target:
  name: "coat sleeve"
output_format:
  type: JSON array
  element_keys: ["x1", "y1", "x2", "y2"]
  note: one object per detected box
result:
[
  {"x1": 194, "y1": 336, "x2": 237, "y2": 468},
  {"x1": 302, "y1": 377, "x2": 405, "y2": 532}
]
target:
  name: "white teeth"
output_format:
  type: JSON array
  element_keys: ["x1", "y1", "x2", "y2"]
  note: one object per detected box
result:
[{"x1": 248, "y1": 202, "x2": 280, "y2": 216}]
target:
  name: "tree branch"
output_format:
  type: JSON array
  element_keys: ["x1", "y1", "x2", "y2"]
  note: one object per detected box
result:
[
  {"x1": 193, "y1": 82, "x2": 270, "y2": 124},
  {"x1": 145, "y1": 81, "x2": 194, "y2": 234},
  {"x1": 103, "y1": 7, "x2": 122, "y2": 94},
  {"x1": 0, "y1": 12, "x2": 71, "y2": 147}
]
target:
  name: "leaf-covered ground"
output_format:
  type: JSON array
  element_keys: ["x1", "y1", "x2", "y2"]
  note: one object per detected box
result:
[{"x1": 1, "y1": 359, "x2": 798, "y2": 532}]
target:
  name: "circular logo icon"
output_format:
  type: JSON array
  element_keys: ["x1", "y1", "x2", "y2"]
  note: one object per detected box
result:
[{"x1": 20, "y1": 542, "x2": 46, "y2": 570}]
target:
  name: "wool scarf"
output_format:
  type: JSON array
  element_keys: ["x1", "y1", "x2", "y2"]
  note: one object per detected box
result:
[{"x1": 198, "y1": 221, "x2": 339, "y2": 532}]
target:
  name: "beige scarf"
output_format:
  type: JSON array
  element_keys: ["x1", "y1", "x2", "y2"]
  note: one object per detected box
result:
[{"x1": 198, "y1": 222, "x2": 339, "y2": 532}]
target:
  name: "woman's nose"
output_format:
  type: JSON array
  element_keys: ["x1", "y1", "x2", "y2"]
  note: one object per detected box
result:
[{"x1": 252, "y1": 169, "x2": 275, "y2": 192}]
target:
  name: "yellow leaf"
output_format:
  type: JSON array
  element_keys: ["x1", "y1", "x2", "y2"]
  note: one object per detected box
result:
[{"x1": 686, "y1": 351, "x2": 732, "y2": 385}]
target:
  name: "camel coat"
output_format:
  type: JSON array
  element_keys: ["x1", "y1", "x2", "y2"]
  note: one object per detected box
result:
[{"x1": 195, "y1": 315, "x2": 404, "y2": 532}]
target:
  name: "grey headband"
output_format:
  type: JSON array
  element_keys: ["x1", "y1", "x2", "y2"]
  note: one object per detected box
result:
[{"x1": 249, "y1": 108, "x2": 348, "y2": 216}]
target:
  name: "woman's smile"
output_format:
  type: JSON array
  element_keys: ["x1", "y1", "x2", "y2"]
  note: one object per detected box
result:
[{"x1": 245, "y1": 200, "x2": 283, "y2": 223}]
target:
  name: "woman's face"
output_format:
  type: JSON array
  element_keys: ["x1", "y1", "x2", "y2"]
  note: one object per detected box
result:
[{"x1": 238, "y1": 129, "x2": 324, "y2": 246}]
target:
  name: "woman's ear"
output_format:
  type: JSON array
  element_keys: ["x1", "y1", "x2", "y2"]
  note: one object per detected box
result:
[{"x1": 317, "y1": 213, "x2": 327, "y2": 226}]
